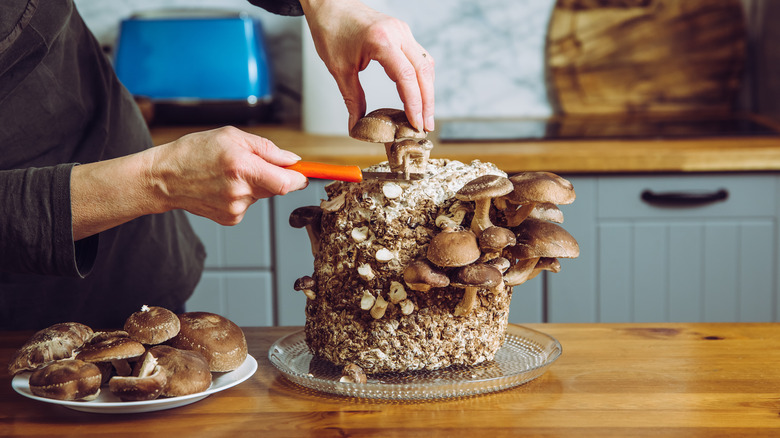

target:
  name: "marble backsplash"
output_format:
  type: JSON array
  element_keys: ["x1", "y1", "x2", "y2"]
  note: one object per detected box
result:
[{"x1": 74, "y1": 0, "x2": 557, "y2": 127}]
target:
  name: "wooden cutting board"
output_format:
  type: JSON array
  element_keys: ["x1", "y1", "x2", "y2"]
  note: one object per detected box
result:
[{"x1": 546, "y1": 0, "x2": 747, "y2": 115}]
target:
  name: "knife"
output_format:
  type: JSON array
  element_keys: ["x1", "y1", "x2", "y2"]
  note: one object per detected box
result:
[{"x1": 285, "y1": 161, "x2": 425, "y2": 182}]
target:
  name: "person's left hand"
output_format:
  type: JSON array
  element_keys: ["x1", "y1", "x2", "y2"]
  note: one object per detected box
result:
[{"x1": 300, "y1": 0, "x2": 435, "y2": 133}]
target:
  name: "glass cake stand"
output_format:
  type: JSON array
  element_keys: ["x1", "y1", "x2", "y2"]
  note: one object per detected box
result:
[{"x1": 268, "y1": 325, "x2": 561, "y2": 400}]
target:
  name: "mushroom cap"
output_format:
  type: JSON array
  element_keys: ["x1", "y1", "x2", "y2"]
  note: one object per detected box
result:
[
  {"x1": 455, "y1": 175, "x2": 514, "y2": 202},
  {"x1": 509, "y1": 218, "x2": 580, "y2": 259},
  {"x1": 8, "y1": 322, "x2": 94, "y2": 375},
  {"x1": 289, "y1": 206, "x2": 323, "y2": 229},
  {"x1": 506, "y1": 172, "x2": 576, "y2": 205},
  {"x1": 452, "y1": 263, "x2": 503, "y2": 288},
  {"x1": 76, "y1": 336, "x2": 146, "y2": 363},
  {"x1": 168, "y1": 312, "x2": 248, "y2": 372},
  {"x1": 88, "y1": 330, "x2": 130, "y2": 345},
  {"x1": 124, "y1": 305, "x2": 180, "y2": 345},
  {"x1": 147, "y1": 345, "x2": 212, "y2": 397},
  {"x1": 486, "y1": 256, "x2": 511, "y2": 273},
  {"x1": 426, "y1": 228, "x2": 481, "y2": 268},
  {"x1": 349, "y1": 108, "x2": 425, "y2": 143},
  {"x1": 403, "y1": 259, "x2": 450, "y2": 291},
  {"x1": 28, "y1": 359, "x2": 102, "y2": 401},
  {"x1": 294, "y1": 276, "x2": 315, "y2": 291},
  {"x1": 478, "y1": 226, "x2": 516, "y2": 253}
]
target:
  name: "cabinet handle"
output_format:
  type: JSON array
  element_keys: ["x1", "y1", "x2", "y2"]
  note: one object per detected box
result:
[{"x1": 640, "y1": 189, "x2": 729, "y2": 207}]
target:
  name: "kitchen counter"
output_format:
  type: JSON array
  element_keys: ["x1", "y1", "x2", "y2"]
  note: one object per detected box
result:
[
  {"x1": 149, "y1": 114, "x2": 780, "y2": 174},
  {"x1": 3, "y1": 323, "x2": 780, "y2": 437}
]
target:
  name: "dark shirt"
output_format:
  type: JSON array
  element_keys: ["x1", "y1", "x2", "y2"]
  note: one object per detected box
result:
[{"x1": 0, "y1": 0, "x2": 208, "y2": 329}]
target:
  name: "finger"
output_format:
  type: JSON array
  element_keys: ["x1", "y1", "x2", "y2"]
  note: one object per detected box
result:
[
  {"x1": 247, "y1": 158, "x2": 309, "y2": 198},
  {"x1": 374, "y1": 47, "x2": 424, "y2": 131},
  {"x1": 332, "y1": 70, "x2": 367, "y2": 132},
  {"x1": 235, "y1": 129, "x2": 302, "y2": 166},
  {"x1": 410, "y1": 48, "x2": 435, "y2": 132}
]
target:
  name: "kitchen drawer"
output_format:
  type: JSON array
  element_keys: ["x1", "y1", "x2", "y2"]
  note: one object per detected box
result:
[
  {"x1": 185, "y1": 199, "x2": 272, "y2": 269},
  {"x1": 597, "y1": 174, "x2": 777, "y2": 219},
  {"x1": 185, "y1": 271, "x2": 274, "y2": 326}
]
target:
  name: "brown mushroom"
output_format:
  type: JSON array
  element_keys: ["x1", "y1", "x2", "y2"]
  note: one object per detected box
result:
[
  {"x1": 168, "y1": 311, "x2": 248, "y2": 372},
  {"x1": 403, "y1": 259, "x2": 450, "y2": 292},
  {"x1": 28, "y1": 359, "x2": 102, "y2": 401},
  {"x1": 109, "y1": 353, "x2": 168, "y2": 401},
  {"x1": 500, "y1": 172, "x2": 575, "y2": 227},
  {"x1": 526, "y1": 257, "x2": 562, "y2": 282},
  {"x1": 340, "y1": 363, "x2": 368, "y2": 384},
  {"x1": 504, "y1": 218, "x2": 579, "y2": 286},
  {"x1": 294, "y1": 275, "x2": 316, "y2": 300},
  {"x1": 486, "y1": 256, "x2": 511, "y2": 274},
  {"x1": 426, "y1": 227, "x2": 481, "y2": 268},
  {"x1": 289, "y1": 205, "x2": 323, "y2": 256},
  {"x1": 76, "y1": 336, "x2": 146, "y2": 376},
  {"x1": 503, "y1": 258, "x2": 541, "y2": 287},
  {"x1": 124, "y1": 305, "x2": 180, "y2": 345},
  {"x1": 451, "y1": 263, "x2": 503, "y2": 316},
  {"x1": 387, "y1": 139, "x2": 433, "y2": 176},
  {"x1": 349, "y1": 108, "x2": 426, "y2": 156},
  {"x1": 456, "y1": 175, "x2": 514, "y2": 236},
  {"x1": 478, "y1": 226, "x2": 516, "y2": 261},
  {"x1": 147, "y1": 345, "x2": 212, "y2": 397},
  {"x1": 8, "y1": 322, "x2": 93, "y2": 375}
]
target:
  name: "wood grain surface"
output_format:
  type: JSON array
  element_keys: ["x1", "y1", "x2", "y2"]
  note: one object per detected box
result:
[
  {"x1": 546, "y1": 0, "x2": 747, "y2": 115},
  {"x1": 2, "y1": 323, "x2": 780, "y2": 437},
  {"x1": 149, "y1": 117, "x2": 780, "y2": 174}
]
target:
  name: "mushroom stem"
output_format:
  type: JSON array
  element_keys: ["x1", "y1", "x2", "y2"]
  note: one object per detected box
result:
[
  {"x1": 111, "y1": 359, "x2": 132, "y2": 377},
  {"x1": 470, "y1": 199, "x2": 494, "y2": 236},
  {"x1": 505, "y1": 203, "x2": 535, "y2": 227},
  {"x1": 454, "y1": 286, "x2": 478, "y2": 316},
  {"x1": 304, "y1": 225, "x2": 320, "y2": 256}
]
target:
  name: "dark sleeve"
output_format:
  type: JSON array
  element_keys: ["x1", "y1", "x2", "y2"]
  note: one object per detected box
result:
[
  {"x1": 247, "y1": 0, "x2": 304, "y2": 16},
  {"x1": 0, "y1": 163, "x2": 98, "y2": 277}
]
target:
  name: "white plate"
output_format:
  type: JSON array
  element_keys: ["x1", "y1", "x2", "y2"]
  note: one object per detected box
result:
[{"x1": 12, "y1": 354, "x2": 257, "y2": 414}]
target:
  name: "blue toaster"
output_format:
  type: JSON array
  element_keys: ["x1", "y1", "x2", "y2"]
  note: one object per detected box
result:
[{"x1": 113, "y1": 10, "x2": 274, "y2": 124}]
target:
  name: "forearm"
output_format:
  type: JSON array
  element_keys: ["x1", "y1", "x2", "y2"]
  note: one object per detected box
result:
[{"x1": 71, "y1": 148, "x2": 166, "y2": 241}]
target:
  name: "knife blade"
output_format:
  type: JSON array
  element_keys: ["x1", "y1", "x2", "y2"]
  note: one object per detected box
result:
[{"x1": 285, "y1": 161, "x2": 424, "y2": 182}]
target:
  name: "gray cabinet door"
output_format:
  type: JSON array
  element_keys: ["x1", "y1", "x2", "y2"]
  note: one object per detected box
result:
[
  {"x1": 549, "y1": 174, "x2": 779, "y2": 323},
  {"x1": 184, "y1": 199, "x2": 275, "y2": 326}
]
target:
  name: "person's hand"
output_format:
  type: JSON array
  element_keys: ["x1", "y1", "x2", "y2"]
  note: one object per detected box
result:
[
  {"x1": 71, "y1": 126, "x2": 308, "y2": 240},
  {"x1": 149, "y1": 127, "x2": 308, "y2": 225},
  {"x1": 300, "y1": 0, "x2": 435, "y2": 133}
]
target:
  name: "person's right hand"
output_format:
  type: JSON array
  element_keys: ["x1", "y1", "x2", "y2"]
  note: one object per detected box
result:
[
  {"x1": 300, "y1": 0, "x2": 435, "y2": 133},
  {"x1": 71, "y1": 127, "x2": 308, "y2": 240},
  {"x1": 149, "y1": 126, "x2": 308, "y2": 225}
]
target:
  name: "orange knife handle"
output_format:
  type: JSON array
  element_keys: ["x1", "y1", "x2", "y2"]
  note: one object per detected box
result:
[{"x1": 285, "y1": 161, "x2": 363, "y2": 182}]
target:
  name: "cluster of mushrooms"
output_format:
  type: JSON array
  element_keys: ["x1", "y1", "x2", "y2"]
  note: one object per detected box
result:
[
  {"x1": 8, "y1": 307, "x2": 247, "y2": 402},
  {"x1": 290, "y1": 108, "x2": 579, "y2": 320},
  {"x1": 413, "y1": 170, "x2": 579, "y2": 316}
]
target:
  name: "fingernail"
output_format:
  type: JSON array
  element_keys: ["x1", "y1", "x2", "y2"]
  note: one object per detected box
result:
[
  {"x1": 348, "y1": 114, "x2": 358, "y2": 132},
  {"x1": 426, "y1": 116, "x2": 435, "y2": 132},
  {"x1": 283, "y1": 150, "x2": 302, "y2": 161},
  {"x1": 415, "y1": 112, "x2": 424, "y2": 132}
]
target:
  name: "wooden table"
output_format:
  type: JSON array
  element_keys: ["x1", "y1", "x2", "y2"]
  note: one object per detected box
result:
[
  {"x1": 2, "y1": 323, "x2": 780, "y2": 437},
  {"x1": 149, "y1": 114, "x2": 780, "y2": 174}
]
